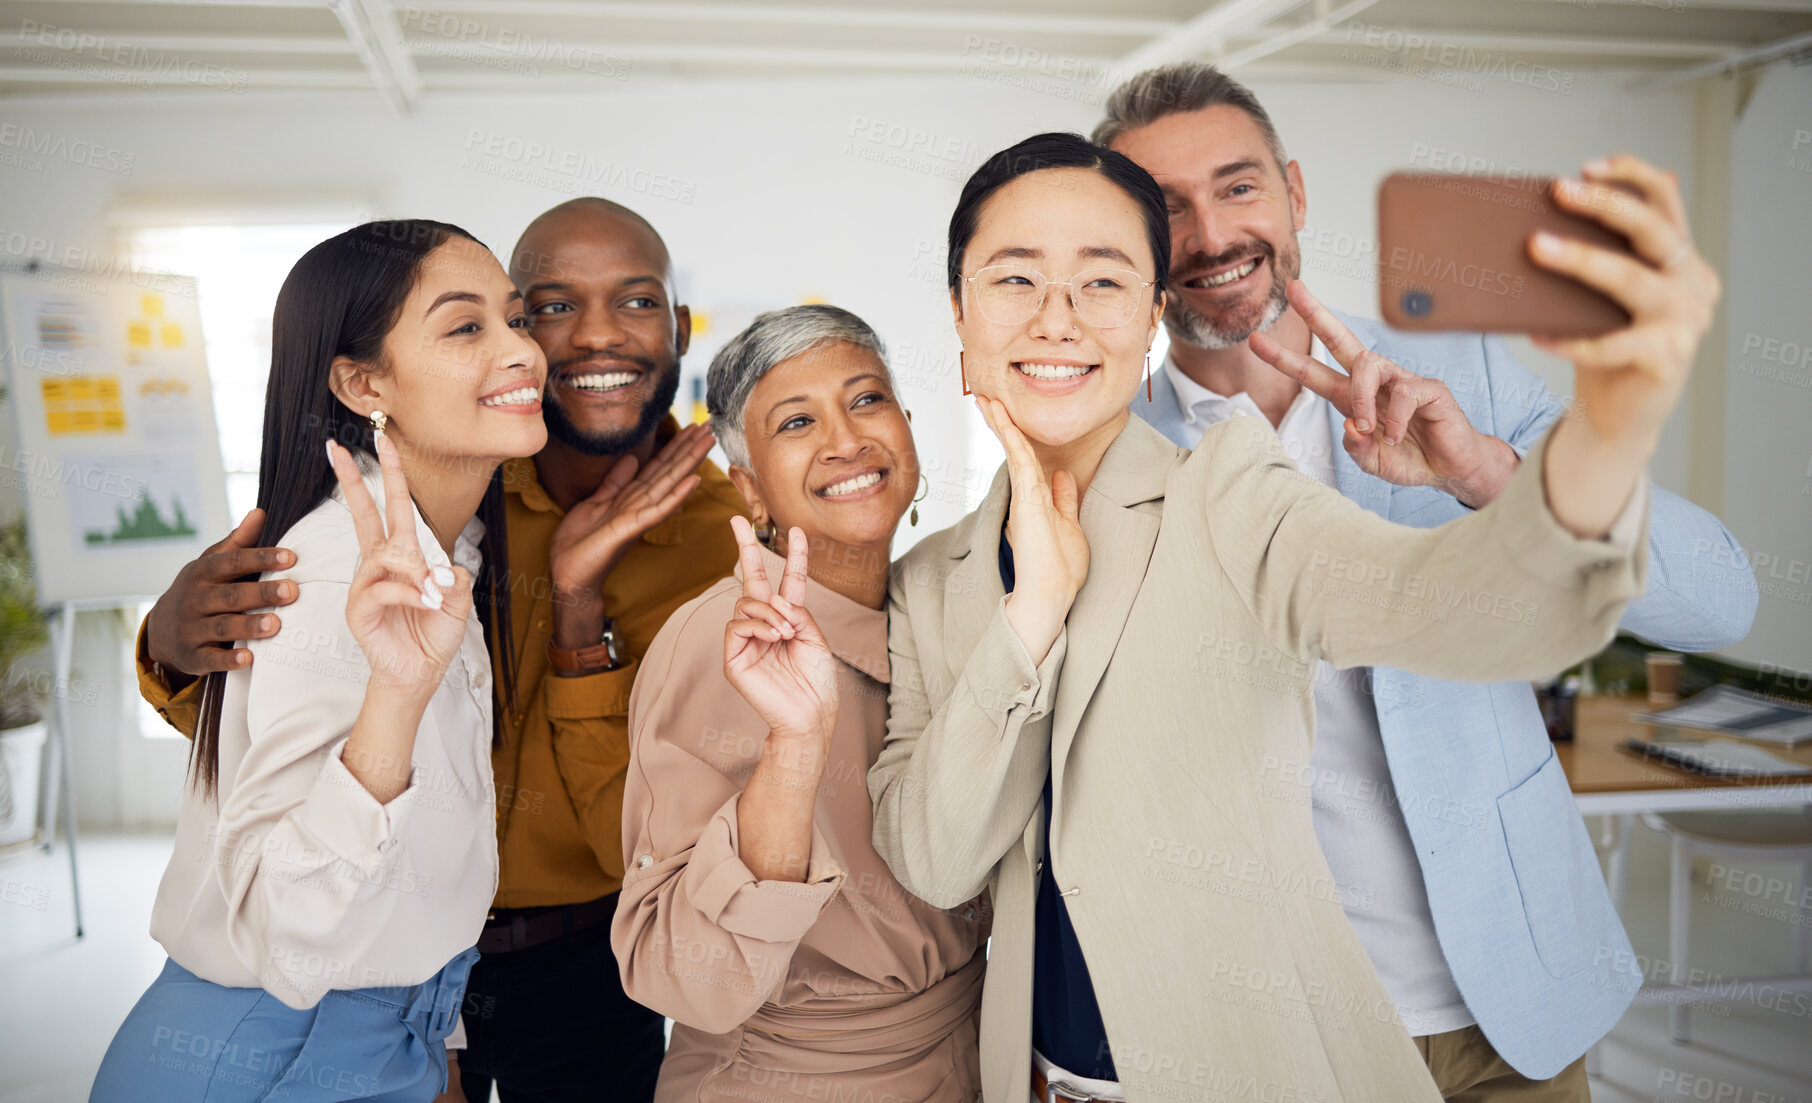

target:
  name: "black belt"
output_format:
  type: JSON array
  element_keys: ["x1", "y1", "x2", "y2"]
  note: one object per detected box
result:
[{"x1": 477, "y1": 894, "x2": 616, "y2": 955}]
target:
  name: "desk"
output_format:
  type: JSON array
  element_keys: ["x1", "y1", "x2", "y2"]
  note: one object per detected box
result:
[
  {"x1": 1562, "y1": 694, "x2": 1812, "y2": 1045},
  {"x1": 1563, "y1": 694, "x2": 1812, "y2": 817}
]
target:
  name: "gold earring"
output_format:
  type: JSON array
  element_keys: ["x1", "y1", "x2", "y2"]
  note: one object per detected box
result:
[
  {"x1": 910, "y1": 475, "x2": 929, "y2": 527},
  {"x1": 369, "y1": 410, "x2": 388, "y2": 436},
  {"x1": 1145, "y1": 352, "x2": 1153, "y2": 403},
  {"x1": 758, "y1": 519, "x2": 777, "y2": 545},
  {"x1": 960, "y1": 351, "x2": 971, "y2": 396}
]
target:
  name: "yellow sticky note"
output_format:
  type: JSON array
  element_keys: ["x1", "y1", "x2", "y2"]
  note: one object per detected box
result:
[
  {"x1": 40, "y1": 379, "x2": 67, "y2": 403},
  {"x1": 95, "y1": 376, "x2": 121, "y2": 400},
  {"x1": 46, "y1": 411, "x2": 73, "y2": 435},
  {"x1": 68, "y1": 377, "x2": 96, "y2": 401},
  {"x1": 127, "y1": 322, "x2": 152, "y2": 348},
  {"x1": 100, "y1": 409, "x2": 126, "y2": 432},
  {"x1": 141, "y1": 294, "x2": 164, "y2": 318},
  {"x1": 160, "y1": 323, "x2": 183, "y2": 348}
]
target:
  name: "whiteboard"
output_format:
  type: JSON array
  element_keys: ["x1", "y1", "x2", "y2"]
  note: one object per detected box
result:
[{"x1": 0, "y1": 262, "x2": 230, "y2": 605}]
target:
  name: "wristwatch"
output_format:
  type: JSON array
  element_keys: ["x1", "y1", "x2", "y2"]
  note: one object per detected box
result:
[{"x1": 546, "y1": 617, "x2": 623, "y2": 674}]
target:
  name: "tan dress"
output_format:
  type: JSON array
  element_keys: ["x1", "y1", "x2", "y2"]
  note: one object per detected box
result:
[{"x1": 614, "y1": 545, "x2": 987, "y2": 1102}]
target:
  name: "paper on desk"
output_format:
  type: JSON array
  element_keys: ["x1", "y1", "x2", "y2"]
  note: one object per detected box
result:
[
  {"x1": 1624, "y1": 737, "x2": 1812, "y2": 778},
  {"x1": 1633, "y1": 685, "x2": 1812, "y2": 747}
]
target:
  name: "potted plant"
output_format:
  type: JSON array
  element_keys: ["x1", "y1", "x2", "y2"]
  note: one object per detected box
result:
[{"x1": 0, "y1": 516, "x2": 50, "y2": 849}]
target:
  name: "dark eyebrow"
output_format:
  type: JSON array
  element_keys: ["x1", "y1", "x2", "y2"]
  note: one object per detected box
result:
[
  {"x1": 764, "y1": 374, "x2": 888, "y2": 430},
  {"x1": 983, "y1": 246, "x2": 1042, "y2": 266},
  {"x1": 426, "y1": 290, "x2": 483, "y2": 315},
  {"x1": 1214, "y1": 159, "x2": 1265, "y2": 181},
  {"x1": 1080, "y1": 245, "x2": 1137, "y2": 266}
]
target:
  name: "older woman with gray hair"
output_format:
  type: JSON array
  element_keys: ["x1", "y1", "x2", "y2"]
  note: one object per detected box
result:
[{"x1": 611, "y1": 305, "x2": 987, "y2": 1101}]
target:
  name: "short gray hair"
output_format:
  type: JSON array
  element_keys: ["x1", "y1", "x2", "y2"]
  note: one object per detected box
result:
[
  {"x1": 706, "y1": 304, "x2": 889, "y2": 468},
  {"x1": 1093, "y1": 62, "x2": 1288, "y2": 174}
]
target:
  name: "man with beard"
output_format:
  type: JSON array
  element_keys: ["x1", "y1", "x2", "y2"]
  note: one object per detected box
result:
[
  {"x1": 134, "y1": 197, "x2": 745, "y2": 1101},
  {"x1": 1085, "y1": 63, "x2": 1758, "y2": 1102}
]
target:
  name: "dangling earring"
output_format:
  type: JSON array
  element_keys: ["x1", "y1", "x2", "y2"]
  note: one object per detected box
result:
[
  {"x1": 1145, "y1": 352, "x2": 1153, "y2": 403},
  {"x1": 758, "y1": 519, "x2": 777, "y2": 545},
  {"x1": 910, "y1": 475, "x2": 929, "y2": 527},
  {"x1": 369, "y1": 410, "x2": 388, "y2": 437},
  {"x1": 960, "y1": 351, "x2": 971, "y2": 397}
]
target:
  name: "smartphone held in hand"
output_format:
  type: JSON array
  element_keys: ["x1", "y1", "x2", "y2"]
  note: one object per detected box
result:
[{"x1": 1377, "y1": 171, "x2": 1638, "y2": 338}]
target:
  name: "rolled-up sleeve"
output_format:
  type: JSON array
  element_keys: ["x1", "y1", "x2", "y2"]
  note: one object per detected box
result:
[
  {"x1": 135, "y1": 619, "x2": 203, "y2": 738},
  {"x1": 611, "y1": 593, "x2": 844, "y2": 1036}
]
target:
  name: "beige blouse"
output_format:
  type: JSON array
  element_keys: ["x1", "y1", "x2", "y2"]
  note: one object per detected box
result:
[
  {"x1": 614, "y1": 545, "x2": 986, "y2": 1101},
  {"x1": 150, "y1": 461, "x2": 498, "y2": 1011}
]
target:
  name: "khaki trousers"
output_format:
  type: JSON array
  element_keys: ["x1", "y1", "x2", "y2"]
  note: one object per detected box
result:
[{"x1": 1416, "y1": 1026, "x2": 1590, "y2": 1103}]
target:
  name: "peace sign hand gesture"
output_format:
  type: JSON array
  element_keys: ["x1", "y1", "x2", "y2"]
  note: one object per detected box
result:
[
  {"x1": 1249, "y1": 280, "x2": 1519, "y2": 507},
  {"x1": 723, "y1": 517, "x2": 840, "y2": 750},
  {"x1": 326, "y1": 434, "x2": 474, "y2": 698}
]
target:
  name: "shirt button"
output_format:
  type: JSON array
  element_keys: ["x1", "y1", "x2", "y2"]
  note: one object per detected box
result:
[
  {"x1": 636, "y1": 854, "x2": 652, "y2": 870},
  {"x1": 1020, "y1": 683, "x2": 1032, "y2": 693},
  {"x1": 474, "y1": 669, "x2": 488, "y2": 688},
  {"x1": 962, "y1": 906, "x2": 975, "y2": 922},
  {"x1": 536, "y1": 619, "x2": 550, "y2": 633}
]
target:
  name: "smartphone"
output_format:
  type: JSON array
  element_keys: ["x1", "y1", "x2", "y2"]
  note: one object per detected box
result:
[{"x1": 1376, "y1": 171, "x2": 1637, "y2": 337}]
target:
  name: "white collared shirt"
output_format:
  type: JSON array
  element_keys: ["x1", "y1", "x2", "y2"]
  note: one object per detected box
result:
[
  {"x1": 1162, "y1": 350, "x2": 1476, "y2": 1036},
  {"x1": 150, "y1": 458, "x2": 499, "y2": 1010}
]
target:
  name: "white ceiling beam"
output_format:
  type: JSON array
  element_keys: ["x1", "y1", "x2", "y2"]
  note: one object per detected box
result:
[
  {"x1": 402, "y1": 38, "x2": 1119, "y2": 74},
  {"x1": 410, "y1": 1, "x2": 1177, "y2": 37},
  {"x1": 0, "y1": 65, "x2": 372, "y2": 86},
  {"x1": 1216, "y1": 0, "x2": 1381, "y2": 69},
  {"x1": 329, "y1": 0, "x2": 420, "y2": 113},
  {"x1": 1290, "y1": 28, "x2": 1747, "y2": 58},
  {"x1": 1491, "y1": 0, "x2": 1812, "y2": 12},
  {"x1": 1640, "y1": 26, "x2": 1812, "y2": 84},
  {"x1": 1121, "y1": 0, "x2": 1311, "y2": 70},
  {"x1": 1, "y1": 32, "x2": 355, "y2": 55}
]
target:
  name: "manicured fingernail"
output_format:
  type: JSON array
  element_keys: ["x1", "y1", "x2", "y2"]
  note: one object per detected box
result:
[
  {"x1": 260, "y1": 616, "x2": 274, "y2": 632},
  {"x1": 1532, "y1": 231, "x2": 1562, "y2": 256},
  {"x1": 432, "y1": 566, "x2": 455, "y2": 587},
  {"x1": 325, "y1": 440, "x2": 336, "y2": 464},
  {"x1": 1355, "y1": 419, "x2": 1371, "y2": 433},
  {"x1": 1583, "y1": 157, "x2": 1610, "y2": 175},
  {"x1": 420, "y1": 585, "x2": 442, "y2": 610}
]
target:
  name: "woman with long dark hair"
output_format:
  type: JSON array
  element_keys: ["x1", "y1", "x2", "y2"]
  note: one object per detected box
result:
[
  {"x1": 865, "y1": 133, "x2": 1719, "y2": 1101},
  {"x1": 91, "y1": 220, "x2": 545, "y2": 1102}
]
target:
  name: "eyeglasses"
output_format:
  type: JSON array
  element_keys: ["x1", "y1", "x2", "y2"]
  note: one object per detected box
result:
[{"x1": 960, "y1": 265, "x2": 1157, "y2": 329}]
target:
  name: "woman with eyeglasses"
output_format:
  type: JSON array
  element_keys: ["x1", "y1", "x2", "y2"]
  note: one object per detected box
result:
[{"x1": 855, "y1": 132, "x2": 1718, "y2": 1102}]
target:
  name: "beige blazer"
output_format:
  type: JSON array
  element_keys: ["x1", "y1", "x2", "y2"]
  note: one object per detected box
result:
[{"x1": 869, "y1": 414, "x2": 1647, "y2": 1103}]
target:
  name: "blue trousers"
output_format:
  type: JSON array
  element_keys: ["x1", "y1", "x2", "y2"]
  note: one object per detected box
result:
[{"x1": 91, "y1": 948, "x2": 477, "y2": 1102}]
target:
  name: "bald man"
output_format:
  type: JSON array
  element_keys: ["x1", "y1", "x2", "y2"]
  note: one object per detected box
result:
[{"x1": 135, "y1": 200, "x2": 747, "y2": 1101}]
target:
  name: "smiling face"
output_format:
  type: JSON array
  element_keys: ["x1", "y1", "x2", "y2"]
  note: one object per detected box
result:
[
  {"x1": 952, "y1": 167, "x2": 1164, "y2": 451},
  {"x1": 511, "y1": 204, "x2": 688, "y2": 456},
  {"x1": 1109, "y1": 105, "x2": 1305, "y2": 350},
  {"x1": 341, "y1": 235, "x2": 548, "y2": 467},
  {"x1": 728, "y1": 341, "x2": 917, "y2": 556}
]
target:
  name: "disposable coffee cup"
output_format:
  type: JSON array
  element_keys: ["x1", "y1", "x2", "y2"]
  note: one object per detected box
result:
[{"x1": 1647, "y1": 652, "x2": 1684, "y2": 706}]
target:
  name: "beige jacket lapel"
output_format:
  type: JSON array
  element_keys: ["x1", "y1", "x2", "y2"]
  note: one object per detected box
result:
[
  {"x1": 1049, "y1": 417, "x2": 1175, "y2": 790},
  {"x1": 936, "y1": 462, "x2": 1011, "y2": 676}
]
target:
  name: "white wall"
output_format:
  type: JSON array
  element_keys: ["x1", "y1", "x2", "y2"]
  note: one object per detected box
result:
[
  {"x1": 1720, "y1": 62, "x2": 1812, "y2": 677},
  {"x1": 0, "y1": 64, "x2": 1782, "y2": 827}
]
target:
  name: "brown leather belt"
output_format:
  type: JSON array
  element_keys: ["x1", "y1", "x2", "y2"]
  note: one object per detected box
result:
[
  {"x1": 476, "y1": 894, "x2": 616, "y2": 955},
  {"x1": 1033, "y1": 1063, "x2": 1114, "y2": 1103}
]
